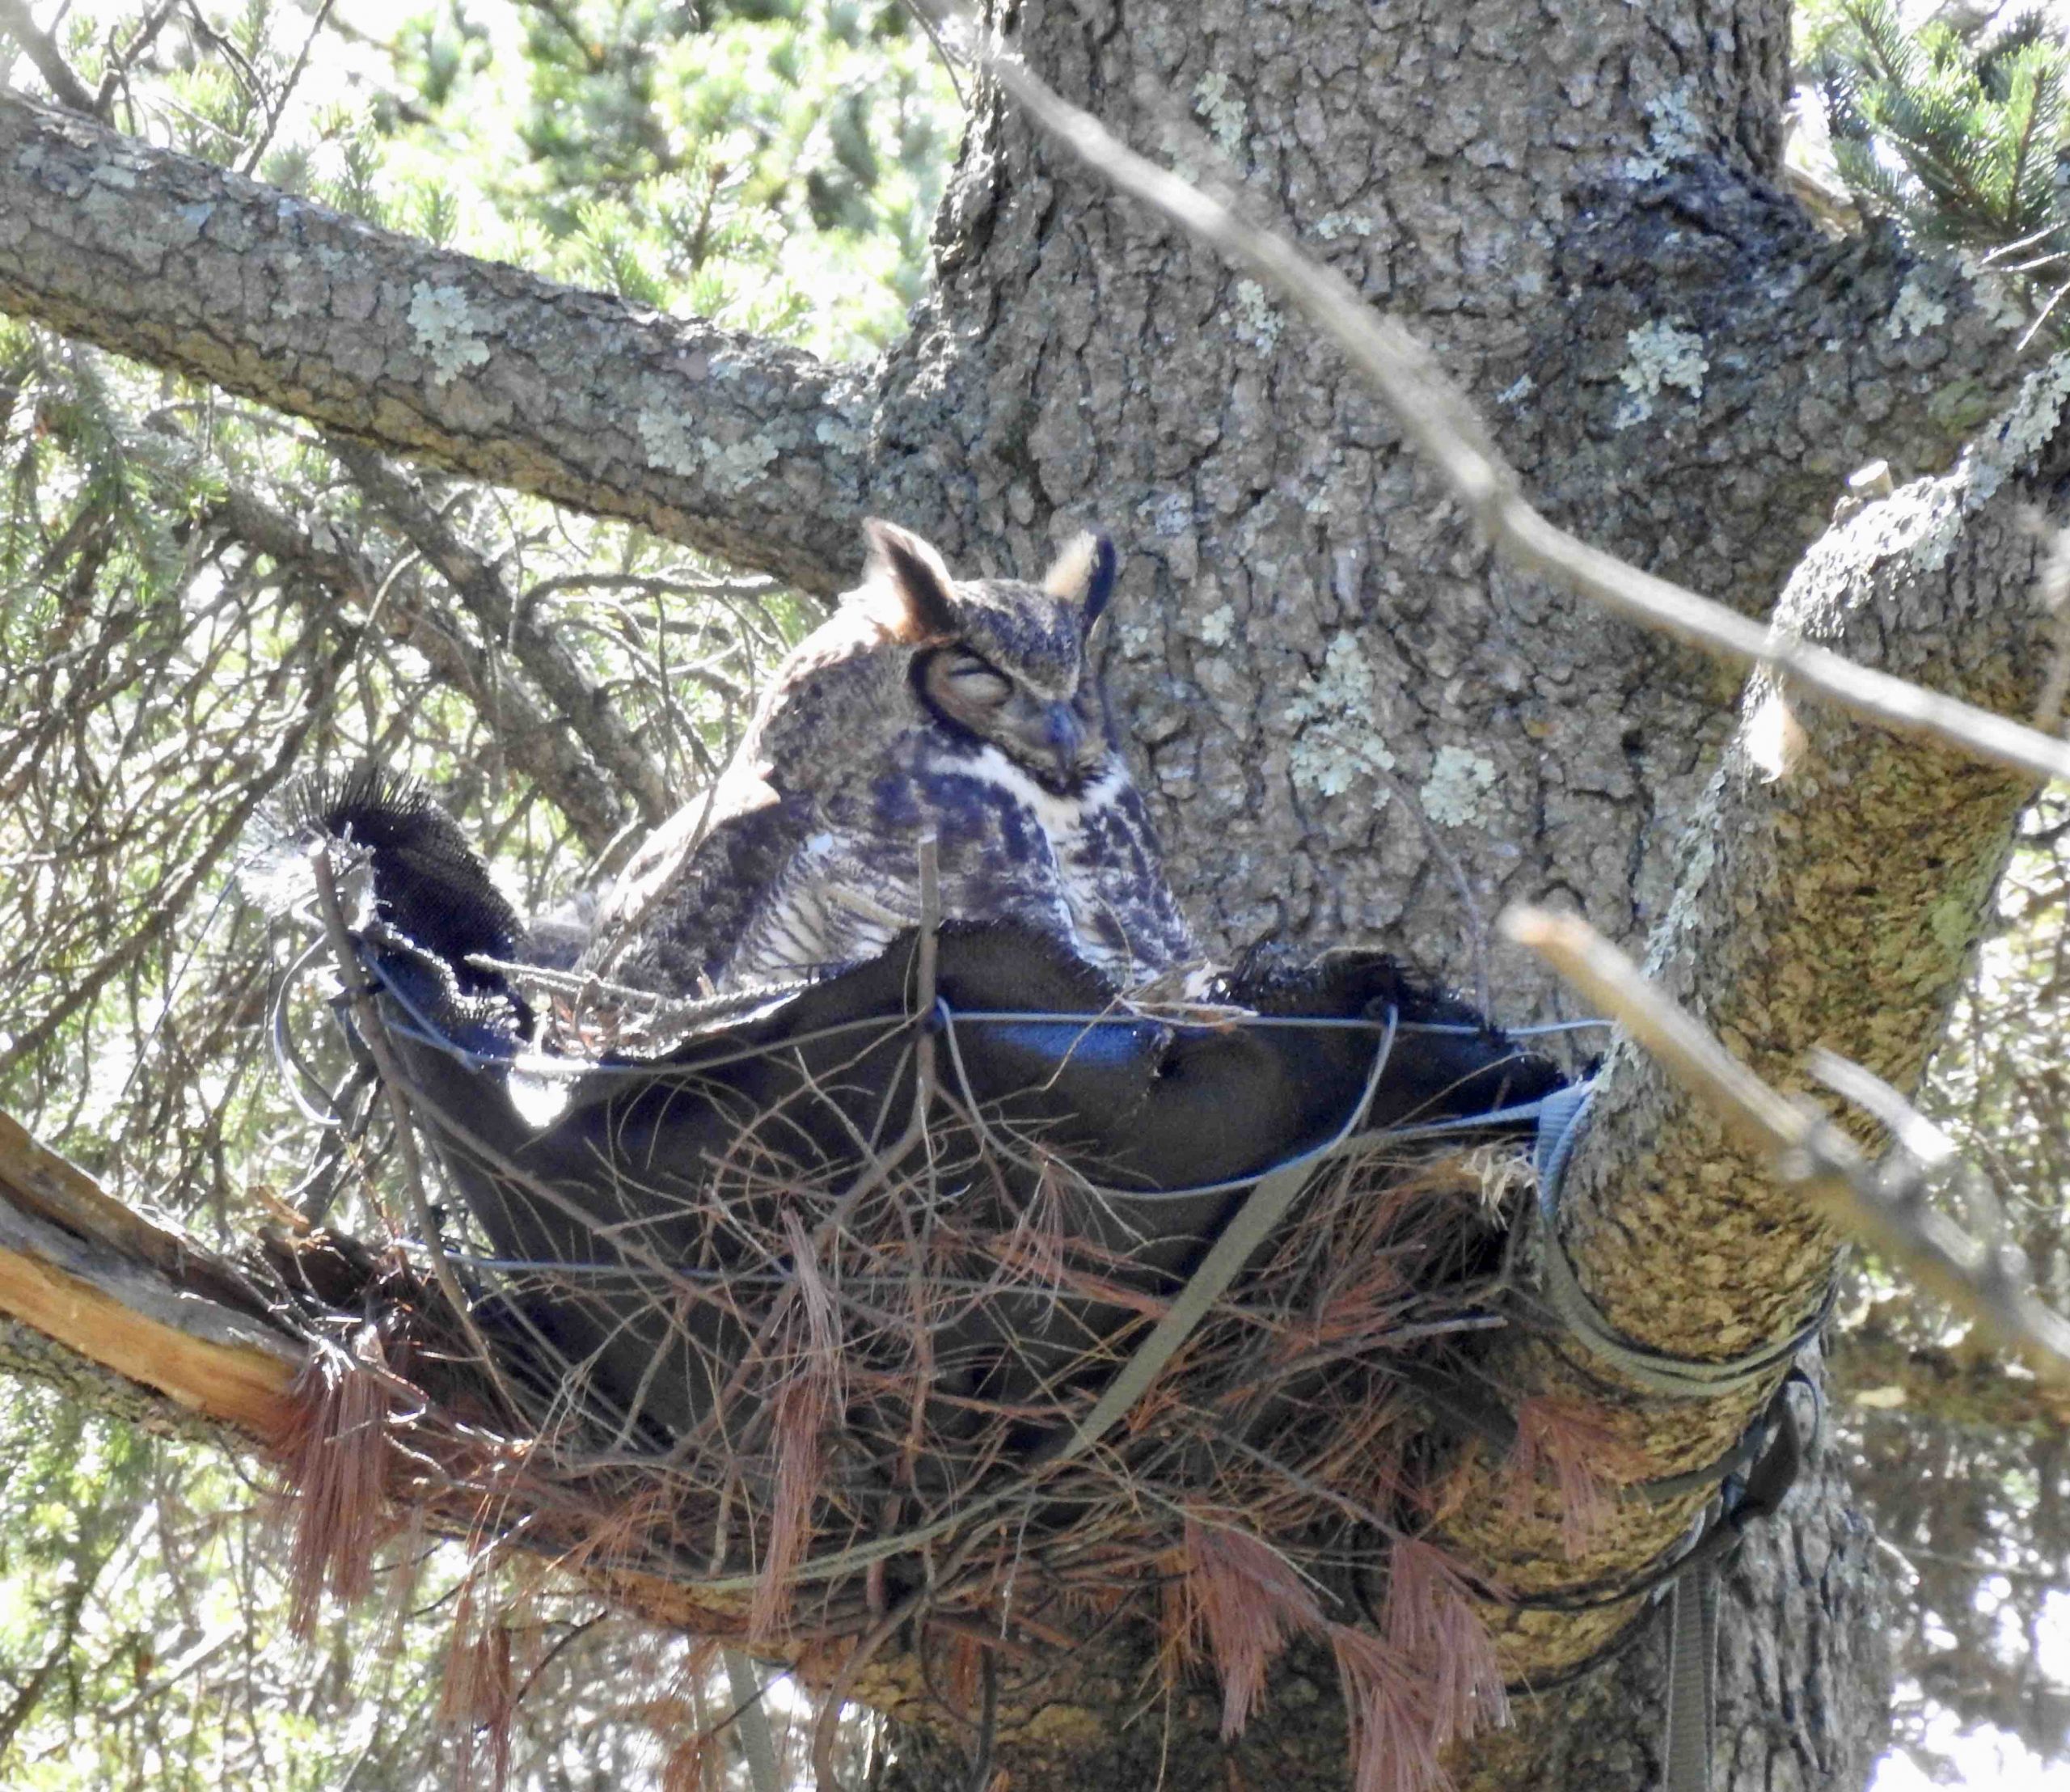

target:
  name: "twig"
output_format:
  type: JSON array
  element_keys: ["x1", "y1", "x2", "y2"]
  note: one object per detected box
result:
[
  {"x1": 91, "y1": 0, "x2": 180, "y2": 124},
  {"x1": 239, "y1": 0, "x2": 335, "y2": 176},
  {"x1": 897, "y1": 0, "x2": 967, "y2": 111},
  {"x1": 1501, "y1": 903, "x2": 2070, "y2": 1384},
  {"x1": 927, "y1": 2, "x2": 2070, "y2": 788},
  {"x1": 0, "y1": 0, "x2": 106, "y2": 118},
  {"x1": 812, "y1": 1585, "x2": 925, "y2": 1792}
]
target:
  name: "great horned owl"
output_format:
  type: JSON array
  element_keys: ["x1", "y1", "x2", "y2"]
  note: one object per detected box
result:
[{"x1": 579, "y1": 520, "x2": 1196, "y2": 1000}]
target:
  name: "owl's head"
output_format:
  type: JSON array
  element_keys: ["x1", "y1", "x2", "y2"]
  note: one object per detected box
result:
[{"x1": 860, "y1": 518, "x2": 1122, "y2": 794}]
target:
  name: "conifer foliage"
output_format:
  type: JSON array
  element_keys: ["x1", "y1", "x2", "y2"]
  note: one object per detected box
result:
[{"x1": 1810, "y1": 2, "x2": 2070, "y2": 329}]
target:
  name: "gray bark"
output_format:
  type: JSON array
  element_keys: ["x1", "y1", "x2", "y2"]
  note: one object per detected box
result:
[
  {"x1": 1, "y1": 0, "x2": 2061, "y2": 1786},
  {"x1": 0, "y1": 94, "x2": 868, "y2": 594}
]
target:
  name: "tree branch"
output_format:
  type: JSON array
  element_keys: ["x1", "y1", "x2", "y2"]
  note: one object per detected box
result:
[
  {"x1": 0, "y1": 1113, "x2": 300, "y2": 1438},
  {"x1": 1426, "y1": 463, "x2": 2051, "y2": 1682},
  {"x1": 1505, "y1": 906, "x2": 2070, "y2": 1384},
  {"x1": 328, "y1": 442, "x2": 675, "y2": 830},
  {"x1": 0, "y1": 1, "x2": 105, "y2": 120},
  {"x1": 0, "y1": 92, "x2": 869, "y2": 595},
  {"x1": 211, "y1": 483, "x2": 640, "y2": 856},
  {"x1": 1836, "y1": 1319, "x2": 2070, "y2": 1432}
]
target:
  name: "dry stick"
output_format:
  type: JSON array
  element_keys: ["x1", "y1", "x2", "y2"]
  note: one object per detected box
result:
[
  {"x1": 661, "y1": 836, "x2": 945, "y2": 1510},
  {"x1": 924, "y1": 4, "x2": 2070, "y2": 788},
  {"x1": 809, "y1": 1523, "x2": 994, "y2": 1792},
  {"x1": 1500, "y1": 904, "x2": 2070, "y2": 1384}
]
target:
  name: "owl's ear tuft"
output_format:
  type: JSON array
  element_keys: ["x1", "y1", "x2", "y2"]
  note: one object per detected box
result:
[
  {"x1": 1042, "y1": 531, "x2": 1118, "y2": 627},
  {"x1": 863, "y1": 519, "x2": 959, "y2": 640}
]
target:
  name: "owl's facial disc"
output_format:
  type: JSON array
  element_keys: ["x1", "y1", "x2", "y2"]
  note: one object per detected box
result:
[{"x1": 920, "y1": 648, "x2": 1105, "y2": 791}]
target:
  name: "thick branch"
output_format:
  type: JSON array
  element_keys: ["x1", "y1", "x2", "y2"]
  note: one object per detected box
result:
[
  {"x1": 0, "y1": 91, "x2": 868, "y2": 594},
  {"x1": 0, "y1": 1113, "x2": 300, "y2": 1437},
  {"x1": 1437, "y1": 454, "x2": 2049, "y2": 1683}
]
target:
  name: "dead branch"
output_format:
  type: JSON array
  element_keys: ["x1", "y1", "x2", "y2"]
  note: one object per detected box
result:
[
  {"x1": 1503, "y1": 905, "x2": 2070, "y2": 1386},
  {"x1": 943, "y1": 3, "x2": 2070, "y2": 788},
  {"x1": 0, "y1": 1110, "x2": 301, "y2": 1436}
]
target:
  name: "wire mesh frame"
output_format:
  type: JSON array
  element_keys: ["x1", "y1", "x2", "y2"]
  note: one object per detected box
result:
[{"x1": 285, "y1": 919, "x2": 1549, "y2": 1664}]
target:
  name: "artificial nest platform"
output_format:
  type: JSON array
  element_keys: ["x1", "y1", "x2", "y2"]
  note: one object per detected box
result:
[{"x1": 263, "y1": 783, "x2": 1578, "y2": 1786}]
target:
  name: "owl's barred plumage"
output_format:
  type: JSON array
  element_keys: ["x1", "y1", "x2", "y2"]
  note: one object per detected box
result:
[{"x1": 580, "y1": 521, "x2": 1197, "y2": 999}]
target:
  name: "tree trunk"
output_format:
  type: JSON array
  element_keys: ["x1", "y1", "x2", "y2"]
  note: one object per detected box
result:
[
  {"x1": 0, "y1": 0, "x2": 2059, "y2": 1785},
  {"x1": 838, "y1": 8, "x2": 2036, "y2": 1773}
]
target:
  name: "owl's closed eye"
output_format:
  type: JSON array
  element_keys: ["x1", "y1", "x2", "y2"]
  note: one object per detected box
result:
[
  {"x1": 868, "y1": 519, "x2": 1119, "y2": 796},
  {"x1": 582, "y1": 517, "x2": 1194, "y2": 1002}
]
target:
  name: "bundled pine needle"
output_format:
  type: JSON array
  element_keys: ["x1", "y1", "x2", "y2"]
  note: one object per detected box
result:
[{"x1": 261, "y1": 1042, "x2": 1552, "y2": 1790}]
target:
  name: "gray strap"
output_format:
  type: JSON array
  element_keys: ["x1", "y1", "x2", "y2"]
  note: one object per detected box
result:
[
  {"x1": 1531, "y1": 1078, "x2": 1827, "y2": 1399},
  {"x1": 1029, "y1": 1152, "x2": 1320, "y2": 1470},
  {"x1": 665, "y1": 1020, "x2": 1397, "y2": 1595},
  {"x1": 1663, "y1": 1565, "x2": 1719, "y2": 1792},
  {"x1": 1536, "y1": 1219, "x2": 1825, "y2": 1399},
  {"x1": 724, "y1": 1649, "x2": 781, "y2": 1792}
]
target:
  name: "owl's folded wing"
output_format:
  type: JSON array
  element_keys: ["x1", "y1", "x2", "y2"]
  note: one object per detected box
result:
[{"x1": 580, "y1": 758, "x2": 811, "y2": 998}]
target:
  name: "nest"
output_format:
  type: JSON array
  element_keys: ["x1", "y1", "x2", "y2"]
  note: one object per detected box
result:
[{"x1": 261, "y1": 806, "x2": 1578, "y2": 1792}]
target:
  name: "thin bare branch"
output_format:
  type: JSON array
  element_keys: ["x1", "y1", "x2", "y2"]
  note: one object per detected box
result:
[
  {"x1": 331, "y1": 444, "x2": 674, "y2": 827},
  {"x1": 0, "y1": 0, "x2": 106, "y2": 119},
  {"x1": 1502, "y1": 903, "x2": 2070, "y2": 1386},
  {"x1": 940, "y1": 6, "x2": 2070, "y2": 787}
]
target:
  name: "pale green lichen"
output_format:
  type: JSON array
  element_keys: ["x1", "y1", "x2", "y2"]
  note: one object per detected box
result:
[
  {"x1": 1419, "y1": 745, "x2": 1499, "y2": 826},
  {"x1": 1231, "y1": 279, "x2": 1282, "y2": 353},
  {"x1": 408, "y1": 281, "x2": 492, "y2": 385},
  {"x1": 1954, "y1": 251, "x2": 2027, "y2": 335},
  {"x1": 1138, "y1": 491, "x2": 1193, "y2": 538},
  {"x1": 1927, "y1": 888, "x2": 1977, "y2": 954},
  {"x1": 1907, "y1": 349, "x2": 2070, "y2": 570},
  {"x1": 814, "y1": 414, "x2": 866, "y2": 454},
  {"x1": 1621, "y1": 79, "x2": 1704, "y2": 181},
  {"x1": 1286, "y1": 632, "x2": 1397, "y2": 798},
  {"x1": 1498, "y1": 374, "x2": 1535, "y2": 406},
  {"x1": 636, "y1": 405, "x2": 703, "y2": 478},
  {"x1": 1886, "y1": 271, "x2": 1949, "y2": 341},
  {"x1": 1614, "y1": 319, "x2": 1707, "y2": 429},
  {"x1": 700, "y1": 433, "x2": 779, "y2": 492},
  {"x1": 1193, "y1": 70, "x2": 1247, "y2": 157},
  {"x1": 1196, "y1": 604, "x2": 1236, "y2": 647},
  {"x1": 1315, "y1": 212, "x2": 1376, "y2": 242}
]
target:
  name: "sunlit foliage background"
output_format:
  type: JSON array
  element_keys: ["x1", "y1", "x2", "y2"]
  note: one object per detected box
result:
[
  {"x1": 0, "y1": 2, "x2": 951, "y2": 1784},
  {"x1": 1, "y1": 1, "x2": 2068, "y2": 1786}
]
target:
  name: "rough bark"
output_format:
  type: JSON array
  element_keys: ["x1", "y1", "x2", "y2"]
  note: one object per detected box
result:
[
  {"x1": 0, "y1": 92, "x2": 868, "y2": 594},
  {"x1": 2, "y1": 0, "x2": 2064, "y2": 1786}
]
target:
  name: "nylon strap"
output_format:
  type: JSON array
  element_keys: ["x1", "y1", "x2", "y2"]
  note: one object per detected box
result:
[
  {"x1": 1531, "y1": 1079, "x2": 1831, "y2": 1399},
  {"x1": 1531, "y1": 1082, "x2": 1828, "y2": 1792},
  {"x1": 1028, "y1": 1152, "x2": 1320, "y2": 1471},
  {"x1": 1664, "y1": 1567, "x2": 1718, "y2": 1792},
  {"x1": 723, "y1": 1650, "x2": 781, "y2": 1792}
]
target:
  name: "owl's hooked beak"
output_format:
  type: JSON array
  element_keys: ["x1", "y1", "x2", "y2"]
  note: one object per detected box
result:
[{"x1": 1041, "y1": 702, "x2": 1089, "y2": 785}]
